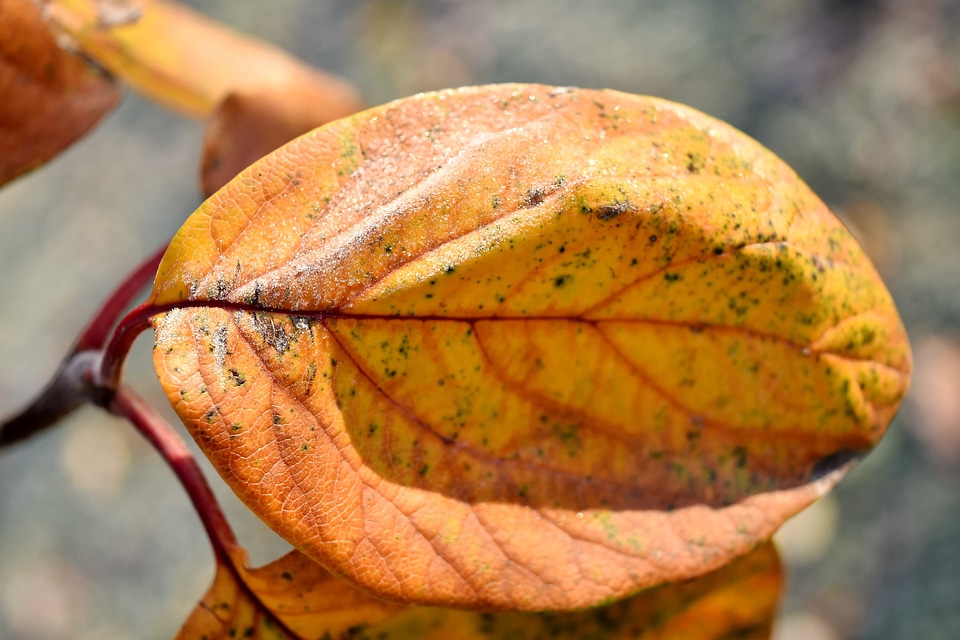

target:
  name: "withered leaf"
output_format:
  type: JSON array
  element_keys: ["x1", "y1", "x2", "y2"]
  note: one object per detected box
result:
[{"x1": 151, "y1": 85, "x2": 911, "y2": 610}]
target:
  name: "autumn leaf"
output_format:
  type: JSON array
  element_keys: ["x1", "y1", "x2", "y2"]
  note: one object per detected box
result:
[
  {"x1": 45, "y1": 0, "x2": 362, "y2": 119},
  {"x1": 179, "y1": 542, "x2": 781, "y2": 639},
  {"x1": 149, "y1": 85, "x2": 911, "y2": 610},
  {"x1": 0, "y1": 0, "x2": 119, "y2": 186}
]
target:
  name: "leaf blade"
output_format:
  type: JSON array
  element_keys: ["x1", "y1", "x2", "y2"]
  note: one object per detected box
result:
[{"x1": 152, "y1": 84, "x2": 910, "y2": 609}]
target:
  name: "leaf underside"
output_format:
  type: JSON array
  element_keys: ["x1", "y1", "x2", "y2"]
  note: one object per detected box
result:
[
  {"x1": 151, "y1": 84, "x2": 910, "y2": 610},
  {"x1": 178, "y1": 542, "x2": 781, "y2": 640}
]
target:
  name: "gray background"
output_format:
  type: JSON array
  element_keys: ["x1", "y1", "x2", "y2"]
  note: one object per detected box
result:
[{"x1": 1, "y1": 0, "x2": 958, "y2": 638}]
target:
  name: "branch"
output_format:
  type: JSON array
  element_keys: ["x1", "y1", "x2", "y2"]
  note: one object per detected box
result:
[
  {"x1": 0, "y1": 351, "x2": 99, "y2": 447},
  {"x1": 0, "y1": 246, "x2": 165, "y2": 448}
]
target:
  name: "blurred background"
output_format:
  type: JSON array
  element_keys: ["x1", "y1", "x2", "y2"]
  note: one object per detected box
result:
[{"x1": 1, "y1": 0, "x2": 958, "y2": 637}]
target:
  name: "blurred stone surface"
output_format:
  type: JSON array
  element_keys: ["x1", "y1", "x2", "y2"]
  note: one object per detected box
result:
[{"x1": 2, "y1": 0, "x2": 958, "y2": 637}]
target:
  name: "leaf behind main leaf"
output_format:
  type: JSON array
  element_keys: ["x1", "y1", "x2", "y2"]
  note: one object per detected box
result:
[
  {"x1": 46, "y1": 0, "x2": 362, "y2": 119},
  {"x1": 179, "y1": 542, "x2": 782, "y2": 639},
  {"x1": 0, "y1": 0, "x2": 119, "y2": 186},
  {"x1": 150, "y1": 84, "x2": 910, "y2": 610}
]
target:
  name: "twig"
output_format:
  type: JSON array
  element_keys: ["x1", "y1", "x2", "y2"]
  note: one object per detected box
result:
[
  {"x1": 0, "y1": 246, "x2": 165, "y2": 447},
  {"x1": 109, "y1": 386, "x2": 305, "y2": 639}
]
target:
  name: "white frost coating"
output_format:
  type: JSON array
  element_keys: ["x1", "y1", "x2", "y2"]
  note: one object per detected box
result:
[
  {"x1": 153, "y1": 307, "x2": 184, "y2": 345},
  {"x1": 195, "y1": 320, "x2": 229, "y2": 381},
  {"x1": 230, "y1": 122, "x2": 552, "y2": 311}
]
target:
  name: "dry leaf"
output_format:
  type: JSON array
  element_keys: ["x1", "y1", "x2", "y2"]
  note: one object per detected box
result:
[
  {"x1": 0, "y1": 0, "x2": 119, "y2": 185},
  {"x1": 150, "y1": 85, "x2": 911, "y2": 610},
  {"x1": 46, "y1": 0, "x2": 362, "y2": 119},
  {"x1": 179, "y1": 542, "x2": 782, "y2": 639}
]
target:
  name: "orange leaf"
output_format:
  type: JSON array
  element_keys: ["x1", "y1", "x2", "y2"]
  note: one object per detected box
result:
[
  {"x1": 0, "y1": 0, "x2": 119, "y2": 185},
  {"x1": 46, "y1": 0, "x2": 362, "y2": 119},
  {"x1": 150, "y1": 85, "x2": 911, "y2": 610},
  {"x1": 178, "y1": 542, "x2": 781, "y2": 639}
]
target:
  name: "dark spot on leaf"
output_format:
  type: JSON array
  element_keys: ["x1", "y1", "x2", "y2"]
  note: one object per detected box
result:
[
  {"x1": 525, "y1": 187, "x2": 546, "y2": 207},
  {"x1": 686, "y1": 151, "x2": 705, "y2": 173},
  {"x1": 733, "y1": 446, "x2": 748, "y2": 469},
  {"x1": 250, "y1": 313, "x2": 290, "y2": 355},
  {"x1": 811, "y1": 450, "x2": 864, "y2": 481},
  {"x1": 595, "y1": 200, "x2": 632, "y2": 220}
]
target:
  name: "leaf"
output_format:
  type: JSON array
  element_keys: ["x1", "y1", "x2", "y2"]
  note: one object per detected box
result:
[
  {"x1": 201, "y1": 87, "x2": 361, "y2": 197},
  {"x1": 177, "y1": 545, "x2": 401, "y2": 640},
  {"x1": 45, "y1": 0, "x2": 362, "y2": 118},
  {"x1": 178, "y1": 542, "x2": 782, "y2": 639},
  {"x1": 0, "y1": 0, "x2": 119, "y2": 186},
  {"x1": 149, "y1": 85, "x2": 911, "y2": 610}
]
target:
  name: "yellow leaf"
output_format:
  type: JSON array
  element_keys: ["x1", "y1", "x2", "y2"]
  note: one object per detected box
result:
[
  {"x1": 178, "y1": 542, "x2": 782, "y2": 639},
  {"x1": 0, "y1": 0, "x2": 119, "y2": 186},
  {"x1": 46, "y1": 0, "x2": 362, "y2": 119},
  {"x1": 150, "y1": 84, "x2": 911, "y2": 610}
]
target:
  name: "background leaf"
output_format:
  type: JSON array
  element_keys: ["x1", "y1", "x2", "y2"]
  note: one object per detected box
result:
[
  {"x1": 150, "y1": 84, "x2": 910, "y2": 610},
  {"x1": 0, "y1": 0, "x2": 119, "y2": 186},
  {"x1": 178, "y1": 542, "x2": 782, "y2": 640},
  {"x1": 46, "y1": 0, "x2": 362, "y2": 119},
  {"x1": 200, "y1": 87, "x2": 363, "y2": 197}
]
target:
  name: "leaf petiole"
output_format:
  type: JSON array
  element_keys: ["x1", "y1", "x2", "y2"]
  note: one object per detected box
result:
[
  {"x1": 108, "y1": 385, "x2": 240, "y2": 560},
  {"x1": 76, "y1": 244, "x2": 167, "y2": 352}
]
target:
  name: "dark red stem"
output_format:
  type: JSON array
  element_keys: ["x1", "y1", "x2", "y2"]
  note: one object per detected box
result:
[
  {"x1": 97, "y1": 302, "x2": 158, "y2": 392},
  {"x1": 76, "y1": 245, "x2": 167, "y2": 352},
  {"x1": 1, "y1": 245, "x2": 166, "y2": 446},
  {"x1": 109, "y1": 386, "x2": 305, "y2": 638},
  {"x1": 109, "y1": 385, "x2": 239, "y2": 559}
]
